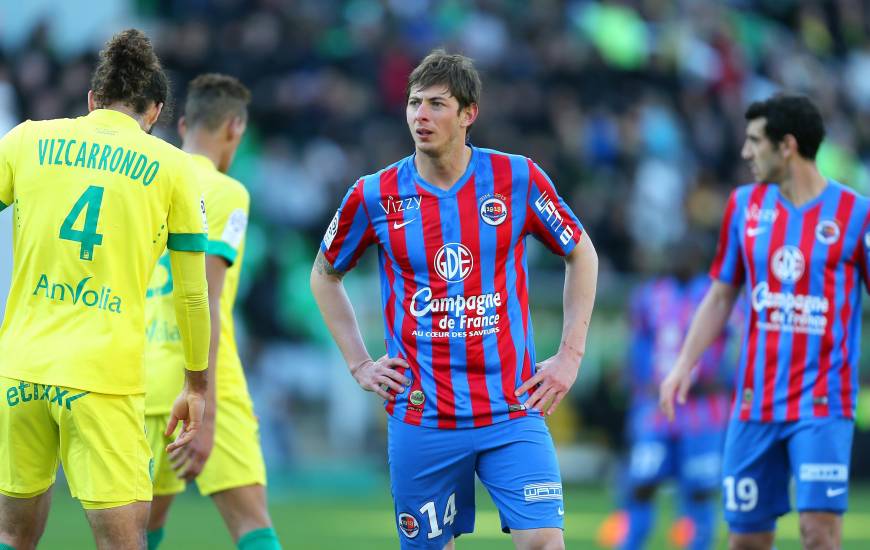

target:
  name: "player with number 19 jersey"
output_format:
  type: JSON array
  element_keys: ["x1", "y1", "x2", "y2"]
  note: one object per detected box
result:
[{"x1": 322, "y1": 146, "x2": 583, "y2": 429}]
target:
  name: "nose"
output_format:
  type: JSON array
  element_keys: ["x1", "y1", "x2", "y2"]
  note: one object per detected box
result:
[
  {"x1": 414, "y1": 103, "x2": 430, "y2": 122},
  {"x1": 741, "y1": 142, "x2": 752, "y2": 160}
]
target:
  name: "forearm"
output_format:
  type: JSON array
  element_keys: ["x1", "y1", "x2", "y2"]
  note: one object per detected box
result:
[
  {"x1": 310, "y1": 266, "x2": 371, "y2": 369},
  {"x1": 675, "y1": 281, "x2": 739, "y2": 372},
  {"x1": 169, "y1": 250, "x2": 210, "y2": 373},
  {"x1": 559, "y1": 233, "x2": 598, "y2": 361}
]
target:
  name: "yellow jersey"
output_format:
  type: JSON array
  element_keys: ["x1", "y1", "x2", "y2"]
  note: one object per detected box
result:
[
  {"x1": 145, "y1": 154, "x2": 250, "y2": 414},
  {"x1": 0, "y1": 109, "x2": 208, "y2": 395}
]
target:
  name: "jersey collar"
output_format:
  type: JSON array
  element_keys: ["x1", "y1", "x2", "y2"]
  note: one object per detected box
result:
[{"x1": 85, "y1": 109, "x2": 142, "y2": 131}]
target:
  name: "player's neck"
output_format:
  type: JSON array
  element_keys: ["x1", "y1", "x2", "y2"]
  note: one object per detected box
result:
[
  {"x1": 415, "y1": 144, "x2": 472, "y2": 190},
  {"x1": 182, "y1": 132, "x2": 227, "y2": 173},
  {"x1": 778, "y1": 160, "x2": 827, "y2": 207}
]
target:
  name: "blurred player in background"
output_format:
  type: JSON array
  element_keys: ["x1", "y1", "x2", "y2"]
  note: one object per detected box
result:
[
  {"x1": 311, "y1": 49, "x2": 598, "y2": 549},
  {"x1": 144, "y1": 74, "x2": 281, "y2": 550},
  {"x1": 602, "y1": 237, "x2": 734, "y2": 550},
  {"x1": 661, "y1": 94, "x2": 870, "y2": 550},
  {"x1": 0, "y1": 29, "x2": 210, "y2": 550}
]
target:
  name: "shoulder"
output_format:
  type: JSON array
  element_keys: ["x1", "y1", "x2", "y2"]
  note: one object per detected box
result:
[
  {"x1": 829, "y1": 180, "x2": 870, "y2": 210},
  {"x1": 203, "y1": 170, "x2": 250, "y2": 207},
  {"x1": 354, "y1": 154, "x2": 411, "y2": 192}
]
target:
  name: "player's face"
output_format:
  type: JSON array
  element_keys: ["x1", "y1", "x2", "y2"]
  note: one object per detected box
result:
[
  {"x1": 742, "y1": 118, "x2": 785, "y2": 183},
  {"x1": 406, "y1": 85, "x2": 470, "y2": 156}
]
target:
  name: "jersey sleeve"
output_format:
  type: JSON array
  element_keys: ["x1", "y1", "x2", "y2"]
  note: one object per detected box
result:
[
  {"x1": 206, "y1": 185, "x2": 249, "y2": 265},
  {"x1": 0, "y1": 122, "x2": 27, "y2": 209},
  {"x1": 320, "y1": 179, "x2": 377, "y2": 272},
  {"x1": 167, "y1": 156, "x2": 208, "y2": 253},
  {"x1": 709, "y1": 189, "x2": 745, "y2": 286},
  {"x1": 524, "y1": 160, "x2": 584, "y2": 256}
]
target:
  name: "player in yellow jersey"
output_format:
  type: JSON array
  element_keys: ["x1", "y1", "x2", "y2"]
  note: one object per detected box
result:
[
  {"x1": 143, "y1": 74, "x2": 281, "y2": 550},
  {"x1": 0, "y1": 29, "x2": 211, "y2": 550}
]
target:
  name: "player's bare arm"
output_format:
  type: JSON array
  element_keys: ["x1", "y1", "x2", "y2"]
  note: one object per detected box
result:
[
  {"x1": 516, "y1": 232, "x2": 598, "y2": 416},
  {"x1": 170, "y1": 254, "x2": 228, "y2": 479},
  {"x1": 659, "y1": 280, "x2": 740, "y2": 421},
  {"x1": 311, "y1": 249, "x2": 411, "y2": 401}
]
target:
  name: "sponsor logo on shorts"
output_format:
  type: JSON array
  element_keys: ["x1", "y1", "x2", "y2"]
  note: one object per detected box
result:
[
  {"x1": 398, "y1": 512, "x2": 419, "y2": 538},
  {"x1": 523, "y1": 482, "x2": 563, "y2": 502},
  {"x1": 799, "y1": 463, "x2": 848, "y2": 483},
  {"x1": 5, "y1": 381, "x2": 89, "y2": 410}
]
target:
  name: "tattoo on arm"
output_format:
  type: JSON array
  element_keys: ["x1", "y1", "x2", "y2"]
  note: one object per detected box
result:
[{"x1": 314, "y1": 250, "x2": 346, "y2": 279}]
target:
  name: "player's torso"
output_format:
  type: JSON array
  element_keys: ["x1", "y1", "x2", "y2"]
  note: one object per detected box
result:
[
  {"x1": 144, "y1": 161, "x2": 247, "y2": 413},
  {"x1": 734, "y1": 181, "x2": 867, "y2": 420},
  {"x1": 0, "y1": 112, "x2": 184, "y2": 393}
]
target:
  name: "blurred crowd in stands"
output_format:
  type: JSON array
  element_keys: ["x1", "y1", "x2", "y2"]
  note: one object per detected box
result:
[{"x1": 2, "y1": 0, "x2": 870, "y2": 465}]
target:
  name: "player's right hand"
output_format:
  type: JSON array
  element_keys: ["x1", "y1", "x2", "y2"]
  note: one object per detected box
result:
[
  {"x1": 658, "y1": 365, "x2": 693, "y2": 422},
  {"x1": 352, "y1": 355, "x2": 411, "y2": 401},
  {"x1": 165, "y1": 385, "x2": 207, "y2": 452}
]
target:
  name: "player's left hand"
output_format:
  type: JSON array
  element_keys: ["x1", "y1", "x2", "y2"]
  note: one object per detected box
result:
[
  {"x1": 169, "y1": 421, "x2": 216, "y2": 481},
  {"x1": 515, "y1": 351, "x2": 581, "y2": 416}
]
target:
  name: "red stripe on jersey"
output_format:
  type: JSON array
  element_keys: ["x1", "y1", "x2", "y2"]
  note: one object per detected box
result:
[
  {"x1": 739, "y1": 184, "x2": 768, "y2": 421},
  {"x1": 418, "y1": 187, "x2": 456, "y2": 428},
  {"x1": 381, "y1": 168, "x2": 423, "y2": 424},
  {"x1": 761, "y1": 202, "x2": 789, "y2": 421},
  {"x1": 837, "y1": 259, "x2": 855, "y2": 418},
  {"x1": 785, "y1": 204, "x2": 821, "y2": 420},
  {"x1": 491, "y1": 154, "x2": 524, "y2": 419},
  {"x1": 324, "y1": 180, "x2": 366, "y2": 266},
  {"x1": 710, "y1": 191, "x2": 745, "y2": 282},
  {"x1": 514, "y1": 239, "x2": 533, "y2": 383},
  {"x1": 814, "y1": 193, "x2": 855, "y2": 417},
  {"x1": 525, "y1": 160, "x2": 581, "y2": 251},
  {"x1": 457, "y1": 177, "x2": 492, "y2": 426},
  {"x1": 858, "y1": 215, "x2": 870, "y2": 292}
]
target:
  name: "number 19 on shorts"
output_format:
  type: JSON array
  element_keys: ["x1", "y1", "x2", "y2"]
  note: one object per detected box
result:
[{"x1": 723, "y1": 476, "x2": 758, "y2": 512}]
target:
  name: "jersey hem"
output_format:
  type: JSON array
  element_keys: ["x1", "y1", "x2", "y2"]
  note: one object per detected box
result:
[
  {"x1": 167, "y1": 233, "x2": 208, "y2": 252},
  {"x1": 207, "y1": 240, "x2": 237, "y2": 265},
  {"x1": 384, "y1": 407, "x2": 539, "y2": 428}
]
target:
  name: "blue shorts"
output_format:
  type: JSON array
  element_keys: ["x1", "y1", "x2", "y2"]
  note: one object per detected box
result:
[
  {"x1": 721, "y1": 418, "x2": 853, "y2": 533},
  {"x1": 387, "y1": 415, "x2": 563, "y2": 548},
  {"x1": 626, "y1": 429, "x2": 723, "y2": 494}
]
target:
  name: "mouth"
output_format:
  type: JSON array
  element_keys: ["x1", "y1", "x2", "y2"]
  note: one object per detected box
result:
[{"x1": 415, "y1": 128, "x2": 434, "y2": 140}]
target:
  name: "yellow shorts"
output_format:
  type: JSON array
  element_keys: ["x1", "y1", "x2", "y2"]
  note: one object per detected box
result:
[
  {"x1": 0, "y1": 376, "x2": 152, "y2": 509},
  {"x1": 146, "y1": 391, "x2": 266, "y2": 497},
  {"x1": 145, "y1": 414, "x2": 185, "y2": 496}
]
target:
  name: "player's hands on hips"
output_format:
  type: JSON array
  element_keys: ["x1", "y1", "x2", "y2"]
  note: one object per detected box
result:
[
  {"x1": 659, "y1": 363, "x2": 693, "y2": 422},
  {"x1": 169, "y1": 419, "x2": 215, "y2": 481},
  {"x1": 352, "y1": 355, "x2": 411, "y2": 401},
  {"x1": 165, "y1": 382, "x2": 206, "y2": 453},
  {"x1": 515, "y1": 350, "x2": 580, "y2": 416}
]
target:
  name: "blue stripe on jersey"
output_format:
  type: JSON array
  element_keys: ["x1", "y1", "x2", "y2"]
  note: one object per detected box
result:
[
  {"x1": 474, "y1": 154, "x2": 508, "y2": 425},
  {"x1": 507, "y1": 154, "x2": 534, "y2": 398},
  {"x1": 396, "y1": 162, "x2": 438, "y2": 422},
  {"x1": 437, "y1": 176, "x2": 473, "y2": 427},
  {"x1": 750, "y1": 186, "x2": 778, "y2": 421}
]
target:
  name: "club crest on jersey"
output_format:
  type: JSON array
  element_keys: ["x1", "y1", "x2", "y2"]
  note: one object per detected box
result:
[
  {"x1": 398, "y1": 513, "x2": 419, "y2": 538},
  {"x1": 434, "y1": 243, "x2": 473, "y2": 282},
  {"x1": 815, "y1": 220, "x2": 840, "y2": 245},
  {"x1": 479, "y1": 195, "x2": 508, "y2": 226},
  {"x1": 771, "y1": 246, "x2": 805, "y2": 284},
  {"x1": 379, "y1": 195, "x2": 422, "y2": 215},
  {"x1": 409, "y1": 390, "x2": 425, "y2": 407}
]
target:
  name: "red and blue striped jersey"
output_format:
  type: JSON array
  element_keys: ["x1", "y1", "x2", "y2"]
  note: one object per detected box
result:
[
  {"x1": 710, "y1": 181, "x2": 870, "y2": 422},
  {"x1": 320, "y1": 146, "x2": 583, "y2": 428},
  {"x1": 628, "y1": 275, "x2": 733, "y2": 435}
]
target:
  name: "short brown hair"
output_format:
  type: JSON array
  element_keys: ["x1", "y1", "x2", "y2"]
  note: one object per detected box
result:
[
  {"x1": 184, "y1": 73, "x2": 251, "y2": 131},
  {"x1": 406, "y1": 49, "x2": 481, "y2": 111},
  {"x1": 91, "y1": 29, "x2": 170, "y2": 115}
]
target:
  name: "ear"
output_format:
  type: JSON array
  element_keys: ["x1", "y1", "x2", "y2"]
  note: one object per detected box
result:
[
  {"x1": 144, "y1": 102, "x2": 164, "y2": 131},
  {"x1": 227, "y1": 115, "x2": 246, "y2": 141},
  {"x1": 781, "y1": 134, "x2": 799, "y2": 158},
  {"x1": 460, "y1": 103, "x2": 479, "y2": 129},
  {"x1": 178, "y1": 116, "x2": 187, "y2": 139},
  {"x1": 87, "y1": 90, "x2": 96, "y2": 112}
]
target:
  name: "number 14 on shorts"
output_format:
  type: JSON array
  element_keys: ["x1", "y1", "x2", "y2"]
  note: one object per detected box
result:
[{"x1": 400, "y1": 493, "x2": 457, "y2": 539}]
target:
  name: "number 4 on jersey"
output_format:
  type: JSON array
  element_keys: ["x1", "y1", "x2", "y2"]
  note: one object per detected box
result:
[{"x1": 60, "y1": 185, "x2": 104, "y2": 261}]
